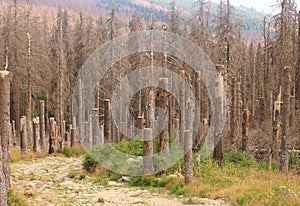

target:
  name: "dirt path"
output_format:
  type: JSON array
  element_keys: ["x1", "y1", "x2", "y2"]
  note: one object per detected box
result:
[{"x1": 11, "y1": 156, "x2": 228, "y2": 206}]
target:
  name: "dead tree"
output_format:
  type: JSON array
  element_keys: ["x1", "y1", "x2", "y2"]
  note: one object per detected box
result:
[
  {"x1": 11, "y1": 120, "x2": 16, "y2": 146},
  {"x1": 49, "y1": 117, "x2": 56, "y2": 154},
  {"x1": 213, "y1": 65, "x2": 225, "y2": 168},
  {"x1": 78, "y1": 79, "x2": 84, "y2": 141},
  {"x1": 230, "y1": 77, "x2": 238, "y2": 147},
  {"x1": 33, "y1": 117, "x2": 40, "y2": 153},
  {"x1": 104, "y1": 99, "x2": 111, "y2": 143},
  {"x1": 242, "y1": 109, "x2": 249, "y2": 152},
  {"x1": 70, "y1": 128, "x2": 76, "y2": 148},
  {"x1": 184, "y1": 99, "x2": 195, "y2": 184},
  {"x1": 20, "y1": 116, "x2": 28, "y2": 155},
  {"x1": 280, "y1": 67, "x2": 291, "y2": 173},
  {"x1": 87, "y1": 115, "x2": 93, "y2": 148},
  {"x1": 193, "y1": 71, "x2": 202, "y2": 148},
  {"x1": 179, "y1": 70, "x2": 186, "y2": 145},
  {"x1": 272, "y1": 87, "x2": 282, "y2": 162},
  {"x1": 39, "y1": 100, "x2": 45, "y2": 149},
  {"x1": 143, "y1": 128, "x2": 154, "y2": 175},
  {"x1": 0, "y1": 71, "x2": 11, "y2": 190},
  {"x1": 157, "y1": 78, "x2": 169, "y2": 153},
  {"x1": 0, "y1": 140, "x2": 7, "y2": 205}
]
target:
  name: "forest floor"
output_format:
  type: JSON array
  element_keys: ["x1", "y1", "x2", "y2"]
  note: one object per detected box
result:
[{"x1": 10, "y1": 156, "x2": 229, "y2": 206}]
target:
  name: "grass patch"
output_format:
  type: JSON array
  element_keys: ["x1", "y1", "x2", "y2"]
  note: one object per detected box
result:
[
  {"x1": 7, "y1": 189, "x2": 27, "y2": 206},
  {"x1": 10, "y1": 148, "x2": 47, "y2": 163},
  {"x1": 58, "y1": 145, "x2": 86, "y2": 157}
]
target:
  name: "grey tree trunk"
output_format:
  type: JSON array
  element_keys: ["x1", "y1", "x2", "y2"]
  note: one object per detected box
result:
[
  {"x1": 20, "y1": 116, "x2": 28, "y2": 155},
  {"x1": 143, "y1": 128, "x2": 154, "y2": 175},
  {"x1": 280, "y1": 67, "x2": 291, "y2": 173},
  {"x1": 0, "y1": 71, "x2": 11, "y2": 193},
  {"x1": 71, "y1": 128, "x2": 76, "y2": 148},
  {"x1": 179, "y1": 70, "x2": 185, "y2": 145},
  {"x1": 193, "y1": 71, "x2": 202, "y2": 148},
  {"x1": 33, "y1": 117, "x2": 40, "y2": 153},
  {"x1": 272, "y1": 87, "x2": 281, "y2": 163},
  {"x1": 39, "y1": 100, "x2": 45, "y2": 149},
  {"x1": 0, "y1": 141, "x2": 7, "y2": 206},
  {"x1": 184, "y1": 99, "x2": 194, "y2": 184},
  {"x1": 78, "y1": 79, "x2": 84, "y2": 141},
  {"x1": 49, "y1": 118, "x2": 56, "y2": 154},
  {"x1": 104, "y1": 99, "x2": 111, "y2": 143}
]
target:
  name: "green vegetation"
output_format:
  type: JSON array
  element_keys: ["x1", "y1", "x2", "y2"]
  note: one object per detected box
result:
[
  {"x1": 7, "y1": 189, "x2": 26, "y2": 206},
  {"x1": 83, "y1": 140, "x2": 300, "y2": 205}
]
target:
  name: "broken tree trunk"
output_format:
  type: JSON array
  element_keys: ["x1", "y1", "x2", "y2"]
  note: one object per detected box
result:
[
  {"x1": 20, "y1": 116, "x2": 28, "y2": 155},
  {"x1": 280, "y1": 67, "x2": 291, "y2": 173},
  {"x1": 143, "y1": 128, "x2": 154, "y2": 175},
  {"x1": 49, "y1": 118, "x2": 56, "y2": 154},
  {"x1": 39, "y1": 100, "x2": 45, "y2": 149},
  {"x1": 33, "y1": 117, "x2": 40, "y2": 153},
  {"x1": 0, "y1": 71, "x2": 11, "y2": 191}
]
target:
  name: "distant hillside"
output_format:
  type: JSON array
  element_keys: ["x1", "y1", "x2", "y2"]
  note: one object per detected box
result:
[{"x1": 10, "y1": 0, "x2": 273, "y2": 38}]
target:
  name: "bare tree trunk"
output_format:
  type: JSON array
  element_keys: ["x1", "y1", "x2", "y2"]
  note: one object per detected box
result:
[
  {"x1": 0, "y1": 71, "x2": 11, "y2": 191},
  {"x1": 39, "y1": 100, "x2": 45, "y2": 149},
  {"x1": 213, "y1": 65, "x2": 224, "y2": 168},
  {"x1": 157, "y1": 78, "x2": 169, "y2": 153},
  {"x1": 33, "y1": 117, "x2": 40, "y2": 153},
  {"x1": 12, "y1": 120, "x2": 16, "y2": 146},
  {"x1": 230, "y1": 77, "x2": 237, "y2": 148},
  {"x1": 0, "y1": 138, "x2": 7, "y2": 206},
  {"x1": 242, "y1": 109, "x2": 249, "y2": 152},
  {"x1": 70, "y1": 128, "x2": 76, "y2": 148},
  {"x1": 184, "y1": 99, "x2": 194, "y2": 184},
  {"x1": 92, "y1": 108, "x2": 100, "y2": 145},
  {"x1": 179, "y1": 70, "x2": 185, "y2": 145},
  {"x1": 87, "y1": 115, "x2": 93, "y2": 148},
  {"x1": 143, "y1": 128, "x2": 154, "y2": 175},
  {"x1": 193, "y1": 71, "x2": 202, "y2": 148},
  {"x1": 27, "y1": 30, "x2": 33, "y2": 146},
  {"x1": 280, "y1": 67, "x2": 291, "y2": 173},
  {"x1": 104, "y1": 99, "x2": 111, "y2": 143},
  {"x1": 78, "y1": 79, "x2": 84, "y2": 141},
  {"x1": 49, "y1": 118, "x2": 56, "y2": 154},
  {"x1": 272, "y1": 87, "x2": 281, "y2": 162},
  {"x1": 20, "y1": 116, "x2": 28, "y2": 155}
]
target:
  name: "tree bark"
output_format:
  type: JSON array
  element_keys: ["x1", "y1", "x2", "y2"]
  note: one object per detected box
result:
[
  {"x1": 242, "y1": 109, "x2": 249, "y2": 152},
  {"x1": 179, "y1": 70, "x2": 185, "y2": 145},
  {"x1": 184, "y1": 99, "x2": 194, "y2": 184},
  {"x1": 49, "y1": 118, "x2": 56, "y2": 154},
  {"x1": 104, "y1": 99, "x2": 111, "y2": 143},
  {"x1": 272, "y1": 87, "x2": 281, "y2": 162},
  {"x1": 280, "y1": 67, "x2": 291, "y2": 173},
  {"x1": 33, "y1": 117, "x2": 40, "y2": 153},
  {"x1": 0, "y1": 140, "x2": 7, "y2": 206},
  {"x1": 20, "y1": 116, "x2": 28, "y2": 155},
  {"x1": 70, "y1": 128, "x2": 76, "y2": 148},
  {"x1": 143, "y1": 128, "x2": 154, "y2": 175},
  {"x1": 193, "y1": 71, "x2": 202, "y2": 148},
  {"x1": 78, "y1": 79, "x2": 84, "y2": 141},
  {"x1": 157, "y1": 78, "x2": 169, "y2": 153},
  {"x1": 0, "y1": 71, "x2": 11, "y2": 192},
  {"x1": 39, "y1": 100, "x2": 46, "y2": 149}
]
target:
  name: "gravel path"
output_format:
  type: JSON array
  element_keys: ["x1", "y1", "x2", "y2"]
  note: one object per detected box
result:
[{"x1": 11, "y1": 156, "x2": 229, "y2": 206}]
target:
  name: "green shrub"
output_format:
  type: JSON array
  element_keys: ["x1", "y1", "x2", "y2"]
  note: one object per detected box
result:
[
  {"x1": 7, "y1": 189, "x2": 26, "y2": 206},
  {"x1": 82, "y1": 154, "x2": 97, "y2": 173},
  {"x1": 289, "y1": 151, "x2": 300, "y2": 173},
  {"x1": 63, "y1": 147, "x2": 86, "y2": 157}
]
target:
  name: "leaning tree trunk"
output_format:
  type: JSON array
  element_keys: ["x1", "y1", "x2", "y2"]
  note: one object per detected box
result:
[
  {"x1": 280, "y1": 67, "x2": 291, "y2": 173},
  {"x1": 0, "y1": 71, "x2": 11, "y2": 203}
]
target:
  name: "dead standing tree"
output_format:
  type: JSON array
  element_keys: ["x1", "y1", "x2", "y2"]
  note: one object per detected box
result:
[
  {"x1": 280, "y1": 67, "x2": 291, "y2": 173},
  {"x1": 0, "y1": 71, "x2": 11, "y2": 203}
]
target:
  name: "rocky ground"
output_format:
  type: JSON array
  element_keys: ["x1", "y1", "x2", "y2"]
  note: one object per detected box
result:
[{"x1": 11, "y1": 156, "x2": 229, "y2": 206}]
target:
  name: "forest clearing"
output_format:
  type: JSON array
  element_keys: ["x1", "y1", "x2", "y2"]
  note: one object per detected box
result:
[{"x1": 0, "y1": 0, "x2": 300, "y2": 205}]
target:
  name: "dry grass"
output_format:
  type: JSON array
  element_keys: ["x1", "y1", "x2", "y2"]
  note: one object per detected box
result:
[
  {"x1": 188, "y1": 162, "x2": 300, "y2": 205},
  {"x1": 10, "y1": 147, "x2": 48, "y2": 163}
]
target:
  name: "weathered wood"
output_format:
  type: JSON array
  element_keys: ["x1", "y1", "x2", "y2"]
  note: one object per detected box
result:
[
  {"x1": 92, "y1": 108, "x2": 100, "y2": 145},
  {"x1": 104, "y1": 99, "x2": 111, "y2": 143},
  {"x1": 0, "y1": 138, "x2": 7, "y2": 205},
  {"x1": 70, "y1": 128, "x2": 76, "y2": 148},
  {"x1": 20, "y1": 116, "x2": 28, "y2": 155},
  {"x1": 88, "y1": 115, "x2": 93, "y2": 148},
  {"x1": 11, "y1": 120, "x2": 16, "y2": 146},
  {"x1": 242, "y1": 109, "x2": 249, "y2": 152},
  {"x1": 193, "y1": 71, "x2": 202, "y2": 148},
  {"x1": 179, "y1": 70, "x2": 185, "y2": 145},
  {"x1": 33, "y1": 117, "x2": 40, "y2": 153},
  {"x1": 272, "y1": 87, "x2": 281, "y2": 162},
  {"x1": 280, "y1": 67, "x2": 291, "y2": 173},
  {"x1": 157, "y1": 78, "x2": 169, "y2": 153},
  {"x1": 184, "y1": 99, "x2": 194, "y2": 184},
  {"x1": 0, "y1": 71, "x2": 11, "y2": 196},
  {"x1": 49, "y1": 118, "x2": 56, "y2": 154},
  {"x1": 230, "y1": 77, "x2": 238, "y2": 147},
  {"x1": 78, "y1": 79, "x2": 84, "y2": 141},
  {"x1": 213, "y1": 65, "x2": 224, "y2": 168},
  {"x1": 64, "y1": 132, "x2": 70, "y2": 148},
  {"x1": 39, "y1": 100, "x2": 45, "y2": 149},
  {"x1": 143, "y1": 128, "x2": 154, "y2": 175}
]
